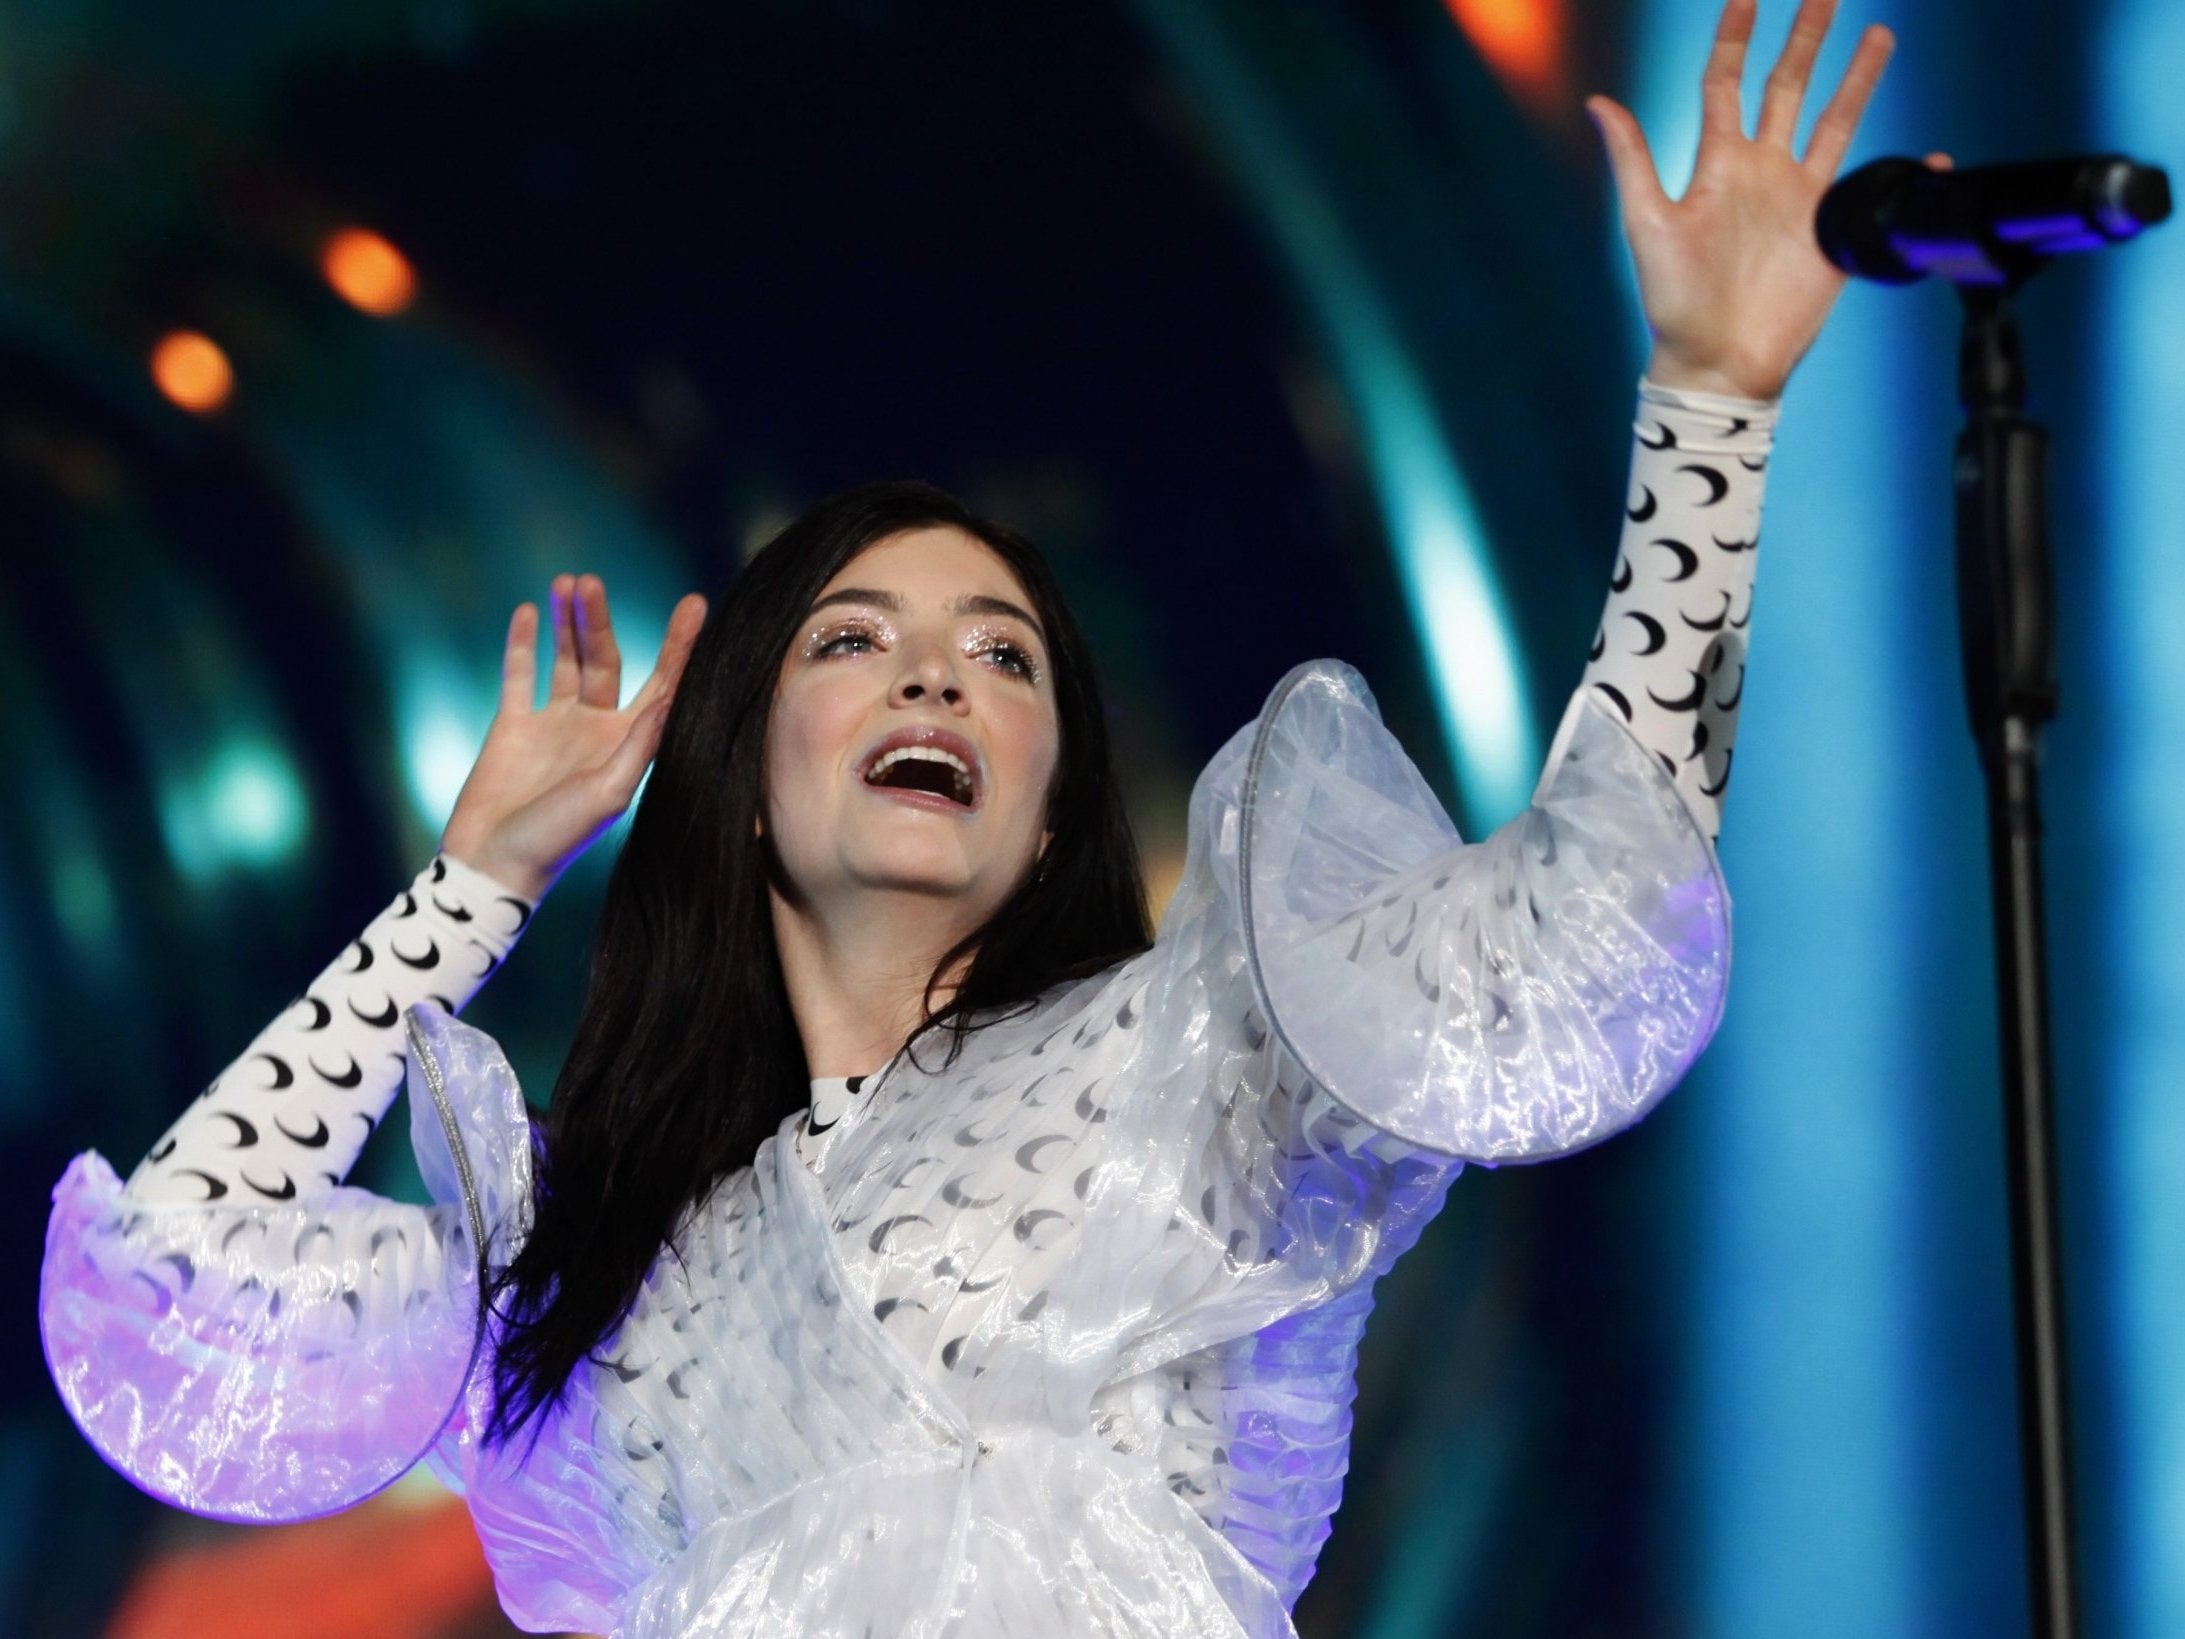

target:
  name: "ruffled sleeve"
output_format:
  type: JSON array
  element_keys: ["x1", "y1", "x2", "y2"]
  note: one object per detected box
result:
[
  {"x1": 1231, "y1": 660, "x2": 1729, "y2": 1165},
  {"x1": 37, "y1": 1001, "x2": 535, "y2": 1523}
]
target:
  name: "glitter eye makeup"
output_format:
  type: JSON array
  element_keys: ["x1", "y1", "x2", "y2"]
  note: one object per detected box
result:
[
  {"x1": 804, "y1": 617, "x2": 892, "y2": 660},
  {"x1": 962, "y1": 624, "x2": 1043, "y2": 684}
]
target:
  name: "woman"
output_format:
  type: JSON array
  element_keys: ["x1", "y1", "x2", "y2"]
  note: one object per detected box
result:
[{"x1": 41, "y1": 3, "x2": 1923, "y2": 1633}]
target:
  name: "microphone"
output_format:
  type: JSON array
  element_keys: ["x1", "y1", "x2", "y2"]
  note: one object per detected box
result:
[{"x1": 1816, "y1": 154, "x2": 2171, "y2": 286}]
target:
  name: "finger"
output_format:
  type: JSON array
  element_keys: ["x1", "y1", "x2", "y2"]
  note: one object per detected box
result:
[
  {"x1": 602, "y1": 691, "x2": 673, "y2": 808},
  {"x1": 547, "y1": 573, "x2": 581, "y2": 702},
  {"x1": 1801, "y1": 23, "x2": 1895, "y2": 179},
  {"x1": 625, "y1": 591, "x2": 709, "y2": 717},
  {"x1": 1698, "y1": 0, "x2": 1759, "y2": 143},
  {"x1": 574, "y1": 574, "x2": 623, "y2": 710},
  {"x1": 499, "y1": 601, "x2": 540, "y2": 717},
  {"x1": 1757, "y1": 0, "x2": 1840, "y2": 149},
  {"x1": 1925, "y1": 150, "x2": 1954, "y2": 170},
  {"x1": 1586, "y1": 96, "x2": 1672, "y2": 228}
]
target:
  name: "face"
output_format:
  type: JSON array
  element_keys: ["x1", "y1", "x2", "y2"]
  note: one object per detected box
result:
[{"x1": 763, "y1": 526, "x2": 1059, "y2": 926}]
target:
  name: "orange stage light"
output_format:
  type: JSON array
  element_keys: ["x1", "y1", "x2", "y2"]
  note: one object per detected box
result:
[
  {"x1": 1444, "y1": 0, "x2": 1568, "y2": 109},
  {"x1": 104, "y1": 1492, "x2": 506, "y2": 1639},
  {"x1": 149, "y1": 331, "x2": 234, "y2": 415},
  {"x1": 322, "y1": 226, "x2": 418, "y2": 316}
]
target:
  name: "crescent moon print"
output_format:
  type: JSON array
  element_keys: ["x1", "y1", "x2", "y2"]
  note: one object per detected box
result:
[
  {"x1": 1714, "y1": 664, "x2": 1746, "y2": 711},
  {"x1": 1682, "y1": 591, "x2": 1732, "y2": 632},
  {"x1": 1013, "y1": 1208, "x2": 1069, "y2": 1247},
  {"x1": 343, "y1": 938, "x2": 375, "y2": 974},
  {"x1": 1622, "y1": 611, "x2": 1667, "y2": 655},
  {"x1": 1638, "y1": 419, "x2": 1678, "y2": 451},
  {"x1": 1701, "y1": 749, "x2": 1735, "y2": 797},
  {"x1": 429, "y1": 893, "x2": 473, "y2": 923},
  {"x1": 1611, "y1": 556, "x2": 1634, "y2": 593},
  {"x1": 308, "y1": 1052, "x2": 364, "y2": 1088},
  {"x1": 1647, "y1": 670, "x2": 1709, "y2": 713},
  {"x1": 1015, "y1": 1135, "x2": 1070, "y2": 1174},
  {"x1": 1740, "y1": 453, "x2": 1768, "y2": 471},
  {"x1": 1590, "y1": 681, "x2": 1634, "y2": 721},
  {"x1": 867, "y1": 1214, "x2": 932, "y2": 1254},
  {"x1": 348, "y1": 995, "x2": 399, "y2": 1029},
  {"x1": 942, "y1": 1174, "x2": 1006, "y2": 1208},
  {"x1": 1648, "y1": 537, "x2": 1701, "y2": 582},
  {"x1": 390, "y1": 934, "x2": 440, "y2": 970},
  {"x1": 1713, "y1": 532, "x2": 1757, "y2": 554},
  {"x1": 1677, "y1": 463, "x2": 1731, "y2": 506},
  {"x1": 296, "y1": 994, "x2": 332, "y2": 1030},
  {"x1": 247, "y1": 1053, "x2": 295, "y2": 1090},
  {"x1": 212, "y1": 1111, "x2": 259, "y2": 1148},
  {"x1": 176, "y1": 1168, "x2": 229, "y2": 1200},
  {"x1": 243, "y1": 1169, "x2": 298, "y2": 1201},
  {"x1": 1588, "y1": 626, "x2": 1606, "y2": 662},
  {"x1": 275, "y1": 1114, "x2": 331, "y2": 1148},
  {"x1": 396, "y1": 891, "x2": 418, "y2": 918},
  {"x1": 1626, "y1": 485, "x2": 1658, "y2": 523}
]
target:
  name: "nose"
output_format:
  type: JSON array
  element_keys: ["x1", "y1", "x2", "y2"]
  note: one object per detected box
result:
[{"x1": 889, "y1": 637, "x2": 966, "y2": 711}]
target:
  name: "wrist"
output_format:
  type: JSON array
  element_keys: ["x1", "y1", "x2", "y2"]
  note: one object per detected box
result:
[
  {"x1": 437, "y1": 837, "x2": 548, "y2": 905},
  {"x1": 1644, "y1": 347, "x2": 1784, "y2": 405}
]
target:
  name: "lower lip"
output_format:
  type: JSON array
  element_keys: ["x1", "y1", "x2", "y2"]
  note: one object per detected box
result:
[{"x1": 860, "y1": 780, "x2": 978, "y2": 815}]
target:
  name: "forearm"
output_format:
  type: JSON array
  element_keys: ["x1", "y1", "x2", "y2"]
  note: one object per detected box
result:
[
  {"x1": 1576, "y1": 375, "x2": 1779, "y2": 845},
  {"x1": 124, "y1": 852, "x2": 536, "y2": 1204}
]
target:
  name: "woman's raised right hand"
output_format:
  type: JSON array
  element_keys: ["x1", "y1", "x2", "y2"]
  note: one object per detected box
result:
[{"x1": 438, "y1": 574, "x2": 708, "y2": 903}]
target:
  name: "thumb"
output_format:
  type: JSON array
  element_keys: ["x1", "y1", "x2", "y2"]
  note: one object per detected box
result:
[{"x1": 1586, "y1": 95, "x2": 1670, "y2": 226}]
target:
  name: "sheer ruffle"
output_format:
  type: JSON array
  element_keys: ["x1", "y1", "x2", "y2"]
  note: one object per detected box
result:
[
  {"x1": 36, "y1": 1001, "x2": 534, "y2": 1524},
  {"x1": 1236, "y1": 664, "x2": 1730, "y2": 1162}
]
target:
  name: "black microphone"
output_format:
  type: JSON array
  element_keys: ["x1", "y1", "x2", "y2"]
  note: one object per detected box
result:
[{"x1": 1816, "y1": 154, "x2": 2171, "y2": 286}]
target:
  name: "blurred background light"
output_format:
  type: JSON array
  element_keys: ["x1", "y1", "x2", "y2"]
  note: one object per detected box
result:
[
  {"x1": 322, "y1": 227, "x2": 418, "y2": 318},
  {"x1": 1442, "y1": 0, "x2": 1569, "y2": 113},
  {"x1": 148, "y1": 330, "x2": 233, "y2": 415}
]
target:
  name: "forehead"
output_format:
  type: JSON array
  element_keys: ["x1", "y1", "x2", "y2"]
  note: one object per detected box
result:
[{"x1": 819, "y1": 526, "x2": 1036, "y2": 613}]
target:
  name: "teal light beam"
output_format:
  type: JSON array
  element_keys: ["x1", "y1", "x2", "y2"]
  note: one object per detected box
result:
[{"x1": 1129, "y1": 1, "x2": 1538, "y2": 825}]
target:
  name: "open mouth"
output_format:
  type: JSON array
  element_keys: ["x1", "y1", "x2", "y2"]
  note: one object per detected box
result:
[{"x1": 860, "y1": 732, "x2": 981, "y2": 808}]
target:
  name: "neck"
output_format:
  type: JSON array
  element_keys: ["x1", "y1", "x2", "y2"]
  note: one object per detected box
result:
[{"x1": 770, "y1": 886, "x2": 979, "y2": 1078}]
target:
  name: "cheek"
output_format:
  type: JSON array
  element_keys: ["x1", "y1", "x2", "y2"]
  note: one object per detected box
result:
[
  {"x1": 764, "y1": 685, "x2": 847, "y2": 823},
  {"x1": 998, "y1": 702, "x2": 1062, "y2": 833}
]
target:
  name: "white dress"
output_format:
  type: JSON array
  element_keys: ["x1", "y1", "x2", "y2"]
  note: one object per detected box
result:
[{"x1": 40, "y1": 381, "x2": 1769, "y2": 1637}]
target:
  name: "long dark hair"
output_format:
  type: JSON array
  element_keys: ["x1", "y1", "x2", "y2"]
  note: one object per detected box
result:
[{"x1": 481, "y1": 481, "x2": 1152, "y2": 1450}]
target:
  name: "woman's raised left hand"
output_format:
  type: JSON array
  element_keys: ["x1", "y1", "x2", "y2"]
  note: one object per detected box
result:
[{"x1": 1586, "y1": 0, "x2": 1934, "y2": 403}]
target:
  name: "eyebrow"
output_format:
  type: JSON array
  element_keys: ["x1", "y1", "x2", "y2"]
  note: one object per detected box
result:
[{"x1": 808, "y1": 588, "x2": 1046, "y2": 639}]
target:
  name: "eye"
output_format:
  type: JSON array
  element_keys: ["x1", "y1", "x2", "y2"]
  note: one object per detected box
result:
[
  {"x1": 970, "y1": 635, "x2": 1041, "y2": 683},
  {"x1": 809, "y1": 622, "x2": 883, "y2": 659}
]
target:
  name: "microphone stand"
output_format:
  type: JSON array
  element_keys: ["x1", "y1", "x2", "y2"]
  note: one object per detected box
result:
[{"x1": 1952, "y1": 278, "x2": 2077, "y2": 1639}]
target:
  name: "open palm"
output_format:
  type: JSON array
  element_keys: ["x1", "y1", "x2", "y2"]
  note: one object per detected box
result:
[
  {"x1": 440, "y1": 574, "x2": 708, "y2": 902},
  {"x1": 1588, "y1": 0, "x2": 1914, "y2": 402}
]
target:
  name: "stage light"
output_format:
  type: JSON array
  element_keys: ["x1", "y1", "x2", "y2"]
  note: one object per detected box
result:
[
  {"x1": 322, "y1": 226, "x2": 418, "y2": 317},
  {"x1": 157, "y1": 737, "x2": 309, "y2": 881},
  {"x1": 1443, "y1": 0, "x2": 1567, "y2": 108},
  {"x1": 149, "y1": 331, "x2": 233, "y2": 415}
]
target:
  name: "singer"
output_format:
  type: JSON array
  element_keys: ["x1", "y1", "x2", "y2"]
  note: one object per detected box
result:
[{"x1": 39, "y1": 2, "x2": 1920, "y2": 1633}]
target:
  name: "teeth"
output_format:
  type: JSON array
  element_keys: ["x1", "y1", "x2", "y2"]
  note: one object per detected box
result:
[{"x1": 865, "y1": 745, "x2": 976, "y2": 802}]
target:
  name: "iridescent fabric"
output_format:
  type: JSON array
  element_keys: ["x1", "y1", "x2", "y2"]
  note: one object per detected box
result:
[{"x1": 40, "y1": 659, "x2": 1728, "y2": 1637}]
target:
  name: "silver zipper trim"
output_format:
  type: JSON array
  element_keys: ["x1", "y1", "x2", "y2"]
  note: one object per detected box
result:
[{"x1": 404, "y1": 1008, "x2": 494, "y2": 1405}]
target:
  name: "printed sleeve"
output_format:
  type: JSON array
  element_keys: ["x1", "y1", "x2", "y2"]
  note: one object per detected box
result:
[
  {"x1": 125, "y1": 852, "x2": 535, "y2": 1206},
  {"x1": 40, "y1": 852, "x2": 539, "y2": 1523},
  {"x1": 1580, "y1": 375, "x2": 1778, "y2": 845}
]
